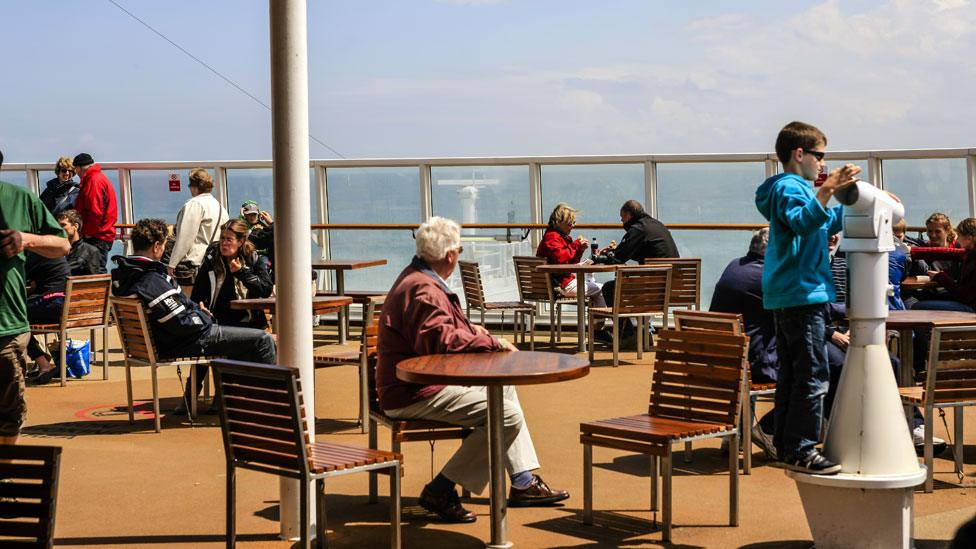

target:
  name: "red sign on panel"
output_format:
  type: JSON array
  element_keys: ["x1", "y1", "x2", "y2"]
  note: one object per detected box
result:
[{"x1": 169, "y1": 173, "x2": 180, "y2": 192}]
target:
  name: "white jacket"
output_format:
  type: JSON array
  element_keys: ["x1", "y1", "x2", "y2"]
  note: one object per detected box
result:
[{"x1": 168, "y1": 193, "x2": 229, "y2": 268}]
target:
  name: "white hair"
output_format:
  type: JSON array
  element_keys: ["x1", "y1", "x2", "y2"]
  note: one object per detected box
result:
[{"x1": 416, "y1": 216, "x2": 461, "y2": 262}]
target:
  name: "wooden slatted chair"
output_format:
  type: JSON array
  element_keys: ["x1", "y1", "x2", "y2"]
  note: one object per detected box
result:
[
  {"x1": 643, "y1": 258, "x2": 703, "y2": 327},
  {"x1": 580, "y1": 329, "x2": 749, "y2": 542},
  {"x1": 587, "y1": 266, "x2": 671, "y2": 367},
  {"x1": 111, "y1": 297, "x2": 217, "y2": 432},
  {"x1": 512, "y1": 255, "x2": 579, "y2": 347},
  {"x1": 212, "y1": 359, "x2": 401, "y2": 549},
  {"x1": 0, "y1": 444, "x2": 62, "y2": 548},
  {"x1": 459, "y1": 260, "x2": 535, "y2": 344},
  {"x1": 673, "y1": 310, "x2": 773, "y2": 474},
  {"x1": 899, "y1": 325, "x2": 976, "y2": 492},
  {"x1": 313, "y1": 296, "x2": 384, "y2": 433},
  {"x1": 367, "y1": 359, "x2": 473, "y2": 502},
  {"x1": 30, "y1": 274, "x2": 112, "y2": 386}
]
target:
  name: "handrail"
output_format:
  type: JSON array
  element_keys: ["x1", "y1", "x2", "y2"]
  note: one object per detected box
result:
[{"x1": 113, "y1": 222, "x2": 932, "y2": 232}]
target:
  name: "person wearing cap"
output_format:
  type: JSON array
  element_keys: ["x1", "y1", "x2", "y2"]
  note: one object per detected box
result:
[
  {"x1": 72, "y1": 152, "x2": 118, "y2": 271},
  {"x1": 167, "y1": 168, "x2": 229, "y2": 290},
  {"x1": 240, "y1": 201, "x2": 275, "y2": 271}
]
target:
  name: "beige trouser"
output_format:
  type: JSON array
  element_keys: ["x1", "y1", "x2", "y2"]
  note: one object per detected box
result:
[{"x1": 386, "y1": 385, "x2": 540, "y2": 494}]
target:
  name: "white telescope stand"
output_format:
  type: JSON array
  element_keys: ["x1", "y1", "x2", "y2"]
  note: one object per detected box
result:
[{"x1": 786, "y1": 181, "x2": 925, "y2": 548}]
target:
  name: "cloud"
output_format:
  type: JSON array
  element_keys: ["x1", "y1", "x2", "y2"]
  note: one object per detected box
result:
[{"x1": 435, "y1": 0, "x2": 508, "y2": 5}]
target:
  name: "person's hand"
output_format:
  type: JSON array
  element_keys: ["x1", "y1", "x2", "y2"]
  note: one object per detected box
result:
[
  {"x1": 229, "y1": 257, "x2": 242, "y2": 273},
  {"x1": 0, "y1": 230, "x2": 24, "y2": 259},
  {"x1": 927, "y1": 270, "x2": 941, "y2": 277},
  {"x1": 473, "y1": 324, "x2": 491, "y2": 336},
  {"x1": 198, "y1": 302, "x2": 213, "y2": 317},
  {"x1": 577, "y1": 237, "x2": 589, "y2": 248},
  {"x1": 167, "y1": 266, "x2": 176, "y2": 277},
  {"x1": 259, "y1": 211, "x2": 274, "y2": 225},
  {"x1": 831, "y1": 330, "x2": 850, "y2": 351},
  {"x1": 496, "y1": 338, "x2": 519, "y2": 352},
  {"x1": 817, "y1": 163, "x2": 861, "y2": 206},
  {"x1": 240, "y1": 206, "x2": 247, "y2": 217}
]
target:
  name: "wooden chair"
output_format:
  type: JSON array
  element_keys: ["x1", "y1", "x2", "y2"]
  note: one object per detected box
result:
[
  {"x1": 512, "y1": 255, "x2": 580, "y2": 347},
  {"x1": 30, "y1": 274, "x2": 112, "y2": 386},
  {"x1": 459, "y1": 260, "x2": 535, "y2": 344},
  {"x1": 643, "y1": 258, "x2": 703, "y2": 326},
  {"x1": 111, "y1": 297, "x2": 217, "y2": 432},
  {"x1": 580, "y1": 329, "x2": 749, "y2": 542},
  {"x1": 212, "y1": 359, "x2": 401, "y2": 549},
  {"x1": 673, "y1": 310, "x2": 773, "y2": 474},
  {"x1": 313, "y1": 296, "x2": 384, "y2": 434},
  {"x1": 0, "y1": 444, "x2": 62, "y2": 548},
  {"x1": 587, "y1": 266, "x2": 671, "y2": 367},
  {"x1": 367, "y1": 359, "x2": 473, "y2": 502},
  {"x1": 899, "y1": 325, "x2": 976, "y2": 492}
]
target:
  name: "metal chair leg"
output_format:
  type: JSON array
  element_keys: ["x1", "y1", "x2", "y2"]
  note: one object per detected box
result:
[
  {"x1": 152, "y1": 365, "x2": 161, "y2": 433},
  {"x1": 683, "y1": 441, "x2": 692, "y2": 463},
  {"x1": 125, "y1": 359, "x2": 134, "y2": 424},
  {"x1": 612, "y1": 315, "x2": 620, "y2": 367},
  {"x1": 730, "y1": 433, "x2": 739, "y2": 526},
  {"x1": 300, "y1": 475, "x2": 310, "y2": 549},
  {"x1": 102, "y1": 325, "x2": 110, "y2": 380},
  {"x1": 954, "y1": 407, "x2": 964, "y2": 477},
  {"x1": 368, "y1": 420, "x2": 379, "y2": 503},
  {"x1": 743, "y1": 392, "x2": 753, "y2": 474},
  {"x1": 226, "y1": 463, "x2": 236, "y2": 549},
  {"x1": 924, "y1": 411, "x2": 934, "y2": 493},
  {"x1": 637, "y1": 318, "x2": 644, "y2": 360},
  {"x1": 390, "y1": 462, "x2": 402, "y2": 549},
  {"x1": 316, "y1": 478, "x2": 327, "y2": 549},
  {"x1": 662, "y1": 447, "x2": 672, "y2": 542},
  {"x1": 583, "y1": 443, "x2": 593, "y2": 525},
  {"x1": 650, "y1": 455, "x2": 658, "y2": 513},
  {"x1": 359, "y1": 357, "x2": 369, "y2": 434},
  {"x1": 59, "y1": 329, "x2": 67, "y2": 387}
]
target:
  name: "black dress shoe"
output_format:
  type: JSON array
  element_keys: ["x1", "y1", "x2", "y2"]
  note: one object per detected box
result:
[
  {"x1": 508, "y1": 474, "x2": 569, "y2": 507},
  {"x1": 26, "y1": 369, "x2": 56, "y2": 386},
  {"x1": 418, "y1": 485, "x2": 476, "y2": 523}
]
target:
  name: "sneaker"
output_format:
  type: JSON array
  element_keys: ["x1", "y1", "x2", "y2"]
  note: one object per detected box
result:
[
  {"x1": 912, "y1": 425, "x2": 947, "y2": 455},
  {"x1": 751, "y1": 423, "x2": 778, "y2": 461},
  {"x1": 782, "y1": 450, "x2": 841, "y2": 475},
  {"x1": 26, "y1": 368, "x2": 56, "y2": 386}
]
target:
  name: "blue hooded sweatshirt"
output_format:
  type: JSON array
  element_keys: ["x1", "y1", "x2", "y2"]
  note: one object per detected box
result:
[{"x1": 755, "y1": 172, "x2": 843, "y2": 310}]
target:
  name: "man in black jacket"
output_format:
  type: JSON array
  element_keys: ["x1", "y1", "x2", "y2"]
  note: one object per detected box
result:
[
  {"x1": 56, "y1": 210, "x2": 104, "y2": 275},
  {"x1": 111, "y1": 219, "x2": 276, "y2": 410},
  {"x1": 596, "y1": 199, "x2": 679, "y2": 307}
]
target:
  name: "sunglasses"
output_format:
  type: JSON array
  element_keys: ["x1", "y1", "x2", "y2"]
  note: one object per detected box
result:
[
  {"x1": 59, "y1": 169, "x2": 74, "y2": 175},
  {"x1": 802, "y1": 149, "x2": 826, "y2": 161}
]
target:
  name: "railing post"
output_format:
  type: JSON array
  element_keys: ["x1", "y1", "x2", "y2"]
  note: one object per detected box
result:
[
  {"x1": 419, "y1": 164, "x2": 432, "y2": 222},
  {"x1": 118, "y1": 168, "x2": 134, "y2": 255},
  {"x1": 967, "y1": 155, "x2": 976, "y2": 218},
  {"x1": 868, "y1": 156, "x2": 883, "y2": 189},
  {"x1": 214, "y1": 166, "x2": 229, "y2": 212},
  {"x1": 26, "y1": 168, "x2": 40, "y2": 196},
  {"x1": 315, "y1": 164, "x2": 330, "y2": 292},
  {"x1": 529, "y1": 162, "x2": 542, "y2": 250},
  {"x1": 644, "y1": 160, "x2": 658, "y2": 218}
]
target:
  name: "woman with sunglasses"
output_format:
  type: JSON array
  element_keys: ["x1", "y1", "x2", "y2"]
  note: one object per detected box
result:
[{"x1": 39, "y1": 156, "x2": 80, "y2": 216}]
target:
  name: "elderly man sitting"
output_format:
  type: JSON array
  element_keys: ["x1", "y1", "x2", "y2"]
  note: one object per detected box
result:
[{"x1": 376, "y1": 216, "x2": 569, "y2": 523}]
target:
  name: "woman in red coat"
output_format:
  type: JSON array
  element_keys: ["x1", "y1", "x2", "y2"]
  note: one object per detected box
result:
[{"x1": 535, "y1": 203, "x2": 607, "y2": 309}]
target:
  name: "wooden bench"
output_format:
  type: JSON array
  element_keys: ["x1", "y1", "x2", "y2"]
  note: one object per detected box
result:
[
  {"x1": 111, "y1": 297, "x2": 219, "y2": 432},
  {"x1": 212, "y1": 359, "x2": 401, "y2": 548},
  {"x1": 580, "y1": 329, "x2": 749, "y2": 541},
  {"x1": 30, "y1": 274, "x2": 112, "y2": 386}
]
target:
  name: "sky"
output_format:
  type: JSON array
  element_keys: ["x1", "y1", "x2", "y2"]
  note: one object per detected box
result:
[{"x1": 2, "y1": 0, "x2": 975, "y2": 162}]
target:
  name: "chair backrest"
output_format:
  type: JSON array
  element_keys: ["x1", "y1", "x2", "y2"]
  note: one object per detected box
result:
[
  {"x1": 0, "y1": 444, "x2": 62, "y2": 548},
  {"x1": 612, "y1": 266, "x2": 671, "y2": 315},
  {"x1": 644, "y1": 258, "x2": 702, "y2": 310},
  {"x1": 924, "y1": 326, "x2": 976, "y2": 406},
  {"x1": 361, "y1": 297, "x2": 385, "y2": 360},
  {"x1": 458, "y1": 261, "x2": 486, "y2": 310},
  {"x1": 673, "y1": 310, "x2": 743, "y2": 335},
  {"x1": 512, "y1": 256, "x2": 552, "y2": 302},
  {"x1": 212, "y1": 359, "x2": 310, "y2": 479},
  {"x1": 111, "y1": 297, "x2": 158, "y2": 364},
  {"x1": 648, "y1": 329, "x2": 749, "y2": 428},
  {"x1": 60, "y1": 275, "x2": 112, "y2": 328}
]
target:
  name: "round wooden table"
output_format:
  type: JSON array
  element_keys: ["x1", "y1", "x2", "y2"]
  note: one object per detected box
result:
[
  {"x1": 535, "y1": 263, "x2": 619, "y2": 352},
  {"x1": 397, "y1": 351, "x2": 589, "y2": 548}
]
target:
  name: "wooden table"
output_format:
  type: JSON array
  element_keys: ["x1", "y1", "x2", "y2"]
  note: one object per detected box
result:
[
  {"x1": 535, "y1": 263, "x2": 619, "y2": 352},
  {"x1": 397, "y1": 351, "x2": 589, "y2": 548},
  {"x1": 886, "y1": 310, "x2": 976, "y2": 386},
  {"x1": 230, "y1": 296, "x2": 353, "y2": 332},
  {"x1": 901, "y1": 276, "x2": 937, "y2": 292},
  {"x1": 311, "y1": 259, "x2": 388, "y2": 343}
]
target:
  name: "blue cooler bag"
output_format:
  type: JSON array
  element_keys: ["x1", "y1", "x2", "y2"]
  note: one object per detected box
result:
[{"x1": 65, "y1": 339, "x2": 91, "y2": 379}]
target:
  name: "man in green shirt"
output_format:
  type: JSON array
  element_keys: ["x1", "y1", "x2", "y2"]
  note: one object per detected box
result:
[{"x1": 0, "y1": 149, "x2": 70, "y2": 446}]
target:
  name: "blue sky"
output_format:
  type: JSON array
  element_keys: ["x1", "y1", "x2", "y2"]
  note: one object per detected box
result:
[{"x1": 2, "y1": 0, "x2": 974, "y2": 162}]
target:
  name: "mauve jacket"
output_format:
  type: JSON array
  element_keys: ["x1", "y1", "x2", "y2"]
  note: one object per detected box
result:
[{"x1": 376, "y1": 256, "x2": 501, "y2": 411}]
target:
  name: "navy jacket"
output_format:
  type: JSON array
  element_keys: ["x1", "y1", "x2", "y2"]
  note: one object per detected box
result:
[
  {"x1": 39, "y1": 177, "x2": 80, "y2": 216},
  {"x1": 111, "y1": 255, "x2": 212, "y2": 357}
]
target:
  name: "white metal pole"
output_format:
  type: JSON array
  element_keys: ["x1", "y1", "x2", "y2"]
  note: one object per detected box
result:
[{"x1": 269, "y1": 0, "x2": 314, "y2": 541}]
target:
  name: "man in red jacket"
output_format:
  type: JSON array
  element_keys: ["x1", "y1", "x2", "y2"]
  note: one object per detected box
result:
[
  {"x1": 72, "y1": 153, "x2": 118, "y2": 271},
  {"x1": 377, "y1": 216, "x2": 569, "y2": 523}
]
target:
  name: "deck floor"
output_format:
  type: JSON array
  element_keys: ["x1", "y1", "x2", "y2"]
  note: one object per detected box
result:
[{"x1": 16, "y1": 325, "x2": 976, "y2": 548}]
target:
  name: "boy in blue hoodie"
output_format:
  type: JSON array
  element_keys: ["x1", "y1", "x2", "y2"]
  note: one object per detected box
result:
[{"x1": 754, "y1": 121, "x2": 860, "y2": 474}]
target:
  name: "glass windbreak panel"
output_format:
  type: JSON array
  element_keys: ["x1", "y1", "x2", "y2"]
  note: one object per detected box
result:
[
  {"x1": 0, "y1": 169, "x2": 27, "y2": 188},
  {"x1": 326, "y1": 167, "x2": 420, "y2": 292},
  {"x1": 99, "y1": 168, "x2": 124, "y2": 259},
  {"x1": 227, "y1": 168, "x2": 320, "y2": 259},
  {"x1": 541, "y1": 164, "x2": 644, "y2": 285},
  {"x1": 881, "y1": 158, "x2": 969, "y2": 235},
  {"x1": 657, "y1": 163, "x2": 766, "y2": 224},
  {"x1": 130, "y1": 169, "x2": 197, "y2": 224},
  {"x1": 431, "y1": 166, "x2": 531, "y2": 303},
  {"x1": 669, "y1": 229, "x2": 756, "y2": 309}
]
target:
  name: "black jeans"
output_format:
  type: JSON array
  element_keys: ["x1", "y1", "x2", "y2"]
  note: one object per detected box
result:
[
  {"x1": 82, "y1": 237, "x2": 111, "y2": 274},
  {"x1": 26, "y1": 295, "x2": 63, "y2": 361},
  {"x1": 185, "y1": 324, "x2": 277, "y2": 396}
]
